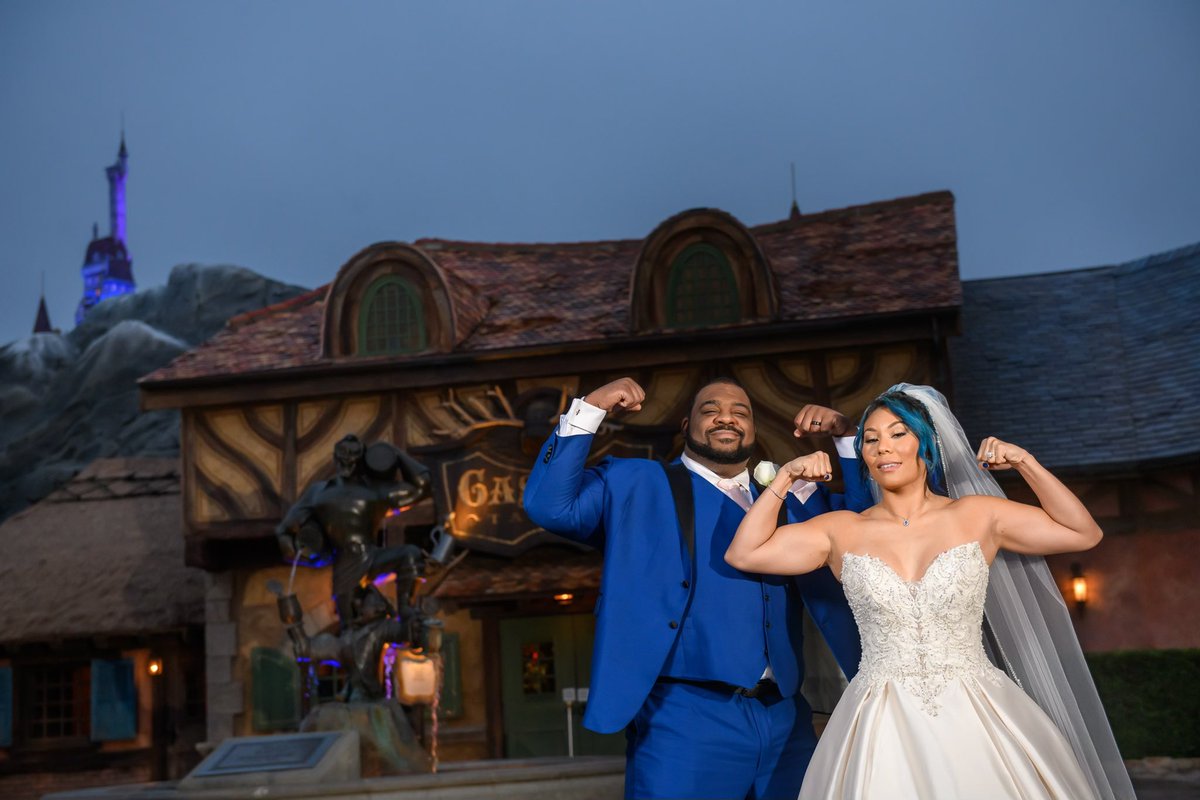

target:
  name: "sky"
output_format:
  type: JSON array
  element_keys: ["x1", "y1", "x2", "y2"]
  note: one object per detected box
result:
[{"x1": 1, "y1": 0, "x2": 1197, "y2": 346}]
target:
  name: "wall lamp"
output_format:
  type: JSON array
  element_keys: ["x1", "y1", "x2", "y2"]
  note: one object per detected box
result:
[
  {"x1": 1070, "y1": 563, "x2": 1088, "y2": 616},
  {"x1": 148, "y1": 658, "x2": 164, "y2": 677}
]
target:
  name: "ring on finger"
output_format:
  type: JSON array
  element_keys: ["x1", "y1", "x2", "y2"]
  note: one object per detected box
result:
[
  {"x1": 986, "y1": 451, "x2": 994, "y2": 459},
  {"x1": 822, "y1": 472, "x2": 832, "y2": 481},
  {"x1": 811, "y1": 420, "x2": 822, "y2": 429}
]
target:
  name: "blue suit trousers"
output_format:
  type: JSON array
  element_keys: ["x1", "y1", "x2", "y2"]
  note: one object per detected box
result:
[{"x1": 625, "y1": 681, "x2": 816, "y2": 800}]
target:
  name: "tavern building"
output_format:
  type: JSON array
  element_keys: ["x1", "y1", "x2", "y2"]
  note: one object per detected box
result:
[{"x1": 136, "y1": 192, "x2": 1199, "y2": 761}]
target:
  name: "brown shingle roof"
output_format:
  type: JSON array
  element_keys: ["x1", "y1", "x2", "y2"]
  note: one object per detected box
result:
[
  {"x1": 432, "y1": 548, "x2": 602, "y2": 600},
  {"x1": 0, "y1": 458, "x2": 204, "y2": 644},
  {"x1": 143, "y1": 191, "x2": 959, "y2": 385}
]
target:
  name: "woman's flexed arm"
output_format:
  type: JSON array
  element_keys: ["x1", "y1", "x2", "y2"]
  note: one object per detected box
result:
[
  {"x1": 725, "y1": 451, "x2": 840, "y2": 575},
  {"x1": 975, "y1": 436, "x2": 1103, "y2": 555}
]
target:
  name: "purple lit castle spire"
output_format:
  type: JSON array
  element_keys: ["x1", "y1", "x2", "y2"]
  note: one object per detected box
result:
[{"x1": 76, "y1": 134, "x2": 136, "y2": 324}]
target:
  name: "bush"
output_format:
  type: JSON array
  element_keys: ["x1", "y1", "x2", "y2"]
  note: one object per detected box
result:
[{"x1": 1086, "y1": 649, "x2": 1200, "y2": 758}]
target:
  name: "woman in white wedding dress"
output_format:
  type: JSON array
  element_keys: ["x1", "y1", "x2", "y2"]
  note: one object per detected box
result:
[{"x1": 726, "y1": 385, "x2": 1117, "y2": 800}]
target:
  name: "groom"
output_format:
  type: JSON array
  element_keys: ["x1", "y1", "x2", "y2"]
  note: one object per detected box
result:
[{"x1": 523, "y1": 377, "x2": 869, "y2": 799}]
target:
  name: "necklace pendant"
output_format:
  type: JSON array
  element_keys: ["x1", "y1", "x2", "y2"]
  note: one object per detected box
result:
[{"x1": 902, "y1": 518, "x2": 910, "y2": 526}]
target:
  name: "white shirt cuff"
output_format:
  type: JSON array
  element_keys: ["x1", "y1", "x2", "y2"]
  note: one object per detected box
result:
[
  {"x1": 557, "y1": 397, "x2": 607, "y2": 436},
  {"x1": 834, "y1": 436, "x2": 857, "y2": 460}
]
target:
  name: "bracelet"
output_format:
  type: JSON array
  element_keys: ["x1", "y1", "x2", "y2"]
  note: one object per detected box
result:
[{"x1": 769, "y1": 485, "x2": 787, "y2": 501}]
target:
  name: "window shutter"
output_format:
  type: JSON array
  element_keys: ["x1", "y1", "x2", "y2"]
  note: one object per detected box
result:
[
  {"x1": 439, "y1": 633, "x2": 463, "y2": 718},
  {"x1": 0, "y1": 665, "x2": 12, "y2": 747},
  {"x1": 91, "y1": 659, "x2": 137, "y2": 741},
  {"x1": 251, "y1": 648, "x2": 300, "y2": 732}
]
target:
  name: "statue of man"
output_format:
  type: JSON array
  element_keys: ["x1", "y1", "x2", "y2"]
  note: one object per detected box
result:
[{"x1": 276, "y1": 434, "x2": 432, "y2": 629}]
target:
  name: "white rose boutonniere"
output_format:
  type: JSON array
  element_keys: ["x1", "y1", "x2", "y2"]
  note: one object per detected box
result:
[{"x1": 752, "y1": 461, "x2": 779, "y2": 487}]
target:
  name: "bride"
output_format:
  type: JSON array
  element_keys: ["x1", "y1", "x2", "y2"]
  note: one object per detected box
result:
[{"x1": 726, "y1": 384, "x2": 1134, "y2": 800}]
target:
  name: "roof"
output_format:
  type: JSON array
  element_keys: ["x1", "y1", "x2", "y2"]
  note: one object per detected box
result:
[
  {"x1": 143, "y1": 191, "x2": 960, "y2": 385},
  {"x1": 0, "y1": 458, "x2": 204, "y2": 644},
  {"x1": 85, "y1": 235, "x2": 130, "y2": 266},
  {"x1": 33, "y1": 296, "x2": 52, "y2": 333},
  {"x1": 433, "y1": 547, "x2": 602, "y2": 600},
  {"x1": 948, "y1": 242, "x2": 1200, "y2": 470}
]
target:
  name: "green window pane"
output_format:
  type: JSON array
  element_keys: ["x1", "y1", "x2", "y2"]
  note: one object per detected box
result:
[
  {"x1": 439, "y1": 633, "x2": 463, "y2": 718},
  {"x1": 358, "y1": 277, "x2": 427, "y2": 355},
  {"x1": 666, "y1": 244, "x2": 740, "y2": 329},
  {"x1": 521, "y1": 641, "x2": 556, "y2": 695},
  {"x1": 251, "y1": 647, "x2": 300, "y2": 732}
]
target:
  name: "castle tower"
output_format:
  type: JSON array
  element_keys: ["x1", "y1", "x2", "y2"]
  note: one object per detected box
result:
[
  {"x1": 76, "y1": 134, "x2": 136, "y2": 325},
  {"x1": 33, "y1": 296, "x2": 53, "y2": 334}
]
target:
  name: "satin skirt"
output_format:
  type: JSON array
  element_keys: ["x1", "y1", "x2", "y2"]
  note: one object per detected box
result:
[{"x1": 798, "y1": 670, "x2": 1098, "y2": 800}]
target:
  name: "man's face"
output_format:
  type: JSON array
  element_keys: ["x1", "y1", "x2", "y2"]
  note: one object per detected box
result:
[{"x1": 682, "y1": 382, "x2": 756, "y2": 466}]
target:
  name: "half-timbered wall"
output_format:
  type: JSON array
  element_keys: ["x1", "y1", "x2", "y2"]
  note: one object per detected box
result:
[{"x1": 180, "y1": 341, "x2": 936, "y2": 549}]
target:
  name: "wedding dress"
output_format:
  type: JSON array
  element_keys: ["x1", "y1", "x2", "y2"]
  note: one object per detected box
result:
[{"x1": 798, "y1": 540, "x2": 1097, "y2": 800}]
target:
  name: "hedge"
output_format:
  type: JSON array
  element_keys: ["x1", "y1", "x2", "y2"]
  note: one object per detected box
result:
[{"x1": 1085, "y1": 648, "x2": 1200, "y2": 758}]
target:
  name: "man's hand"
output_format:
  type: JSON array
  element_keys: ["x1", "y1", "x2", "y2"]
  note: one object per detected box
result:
[
  {"x1": 781, "y1": 451, "x2": 834, "y2": 483},
  {"x1": 793, "y1": 404, "x2": 852, "y2": 438},
  {"x1": 584, "y1": 378, "x2": 645, "y2": 413}
]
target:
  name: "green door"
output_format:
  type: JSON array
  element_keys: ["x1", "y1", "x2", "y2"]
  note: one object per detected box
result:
[{"x1": 499, "y1": 614, "x2": 625, "y2": 758}]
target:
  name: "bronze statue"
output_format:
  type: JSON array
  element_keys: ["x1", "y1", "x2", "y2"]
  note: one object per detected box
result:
[
  {"x1": 270, "y1": 435, "x2": 451, "y2": 775},
  {"x1": 275, "y1": 434, "x2": 431, "y2": 629}
]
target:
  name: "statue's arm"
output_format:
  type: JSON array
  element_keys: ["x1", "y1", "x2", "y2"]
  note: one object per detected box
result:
[
  {"x1": 276, "y1": 484, "x2": 322, "y2": 560},
  {"x1": 394, "y1": 450, "x2": 432, "y2": 498}
]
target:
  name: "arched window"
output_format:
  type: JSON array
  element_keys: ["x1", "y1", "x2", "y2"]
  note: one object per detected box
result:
[
  {"x1": 665, "y1": 244, "x2": 741, "y2": 328},
  {"x1": 358, "y1": 277, "x2": 426, "y2": 355}
]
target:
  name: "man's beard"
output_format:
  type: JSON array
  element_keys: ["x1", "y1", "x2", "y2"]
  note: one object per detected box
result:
[{"x1": 685, "y1": 428, "x2": 753, "y2": 466}]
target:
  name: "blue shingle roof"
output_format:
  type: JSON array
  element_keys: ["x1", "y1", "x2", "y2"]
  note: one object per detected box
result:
[{"x1": 948, "y1": 243, "x2": 1200, "y2": 471}]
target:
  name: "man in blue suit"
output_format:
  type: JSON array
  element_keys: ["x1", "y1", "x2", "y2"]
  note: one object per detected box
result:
[{"x1": 523, "y1": 377, "x2": 869, "y2": 799}]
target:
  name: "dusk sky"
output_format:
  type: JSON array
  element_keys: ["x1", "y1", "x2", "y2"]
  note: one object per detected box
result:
[{"x1": 2, "y1": 1, "x2": 1197, "y2": 347}]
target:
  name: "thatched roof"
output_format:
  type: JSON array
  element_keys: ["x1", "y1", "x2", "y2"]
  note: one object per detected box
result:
[{"x1": 0, "y1": 458, "x2": 204, "y2": 644}]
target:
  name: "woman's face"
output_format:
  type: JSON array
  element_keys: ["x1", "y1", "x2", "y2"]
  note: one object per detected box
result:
[{"x1": 861, "y1": 407, "x2": 927, "y2": 490}]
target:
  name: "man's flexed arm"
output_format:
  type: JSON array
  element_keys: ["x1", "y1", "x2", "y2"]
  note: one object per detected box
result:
[
  {"x1": 789, "y1": 404, "x2": 872, "y2": 514},
  {"x1": 523, "y1": 378, "x2": 644, "y2": 545}
]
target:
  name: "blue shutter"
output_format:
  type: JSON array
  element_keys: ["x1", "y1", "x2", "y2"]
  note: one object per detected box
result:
[
  {"x1": 0, "y1": 665, "x2": 12, "y2": 747},
  {"x1": 91, "y1": 659, "x2": 137, "y2": 741}
]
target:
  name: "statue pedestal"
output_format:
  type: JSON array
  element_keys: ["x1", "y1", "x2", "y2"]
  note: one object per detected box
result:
[
  {"x1": 179, "y1": 730, "x2": 359, "y2": 791},
  {"x1": 301, "y1": 700, "x2": 432, "y2": 776}
]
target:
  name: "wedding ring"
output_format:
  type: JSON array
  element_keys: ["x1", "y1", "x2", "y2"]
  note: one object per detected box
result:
[
  {"x1": 822, "y1": 472, "x2": 832, "y2": 481},
  {"x1": 811, "y1": 420, "x2": 822, "y2": 428},
  {"x1": 986, "y1": 451, "x2": 994, "y2": 459}
]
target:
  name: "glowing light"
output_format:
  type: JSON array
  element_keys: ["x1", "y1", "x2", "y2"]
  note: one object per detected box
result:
[
  {"x1": 147, "y1": 658, "x2": 163, "y2": 677},
  {"x1": 373, "y1": 572, "x2": 397, "y2": 587},
  {"x1": 1069, "y1": 563, "x2": 1089, "y2": 614},
  {"x1": 553, "y1": 593, "x2": 574, "y2": 604}
]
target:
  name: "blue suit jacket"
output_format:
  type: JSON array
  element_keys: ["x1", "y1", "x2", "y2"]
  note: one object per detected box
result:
[{"x1": 523, "y1": 431, "x2": 870, "y2": 734}]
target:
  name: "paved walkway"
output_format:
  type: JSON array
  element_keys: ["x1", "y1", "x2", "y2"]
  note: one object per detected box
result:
[{"x1": 1128, "y1": 759, "x2": 1200, "y2": 800}]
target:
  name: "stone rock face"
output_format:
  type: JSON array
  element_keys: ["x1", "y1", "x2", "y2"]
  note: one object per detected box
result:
[{"x1": 0, "y1": 264, "x2": 308, "y2": 523}]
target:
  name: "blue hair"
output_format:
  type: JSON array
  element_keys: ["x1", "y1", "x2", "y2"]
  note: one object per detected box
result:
[{"x1": 853, "y1": 391, "x2": 946, "y2": 495}]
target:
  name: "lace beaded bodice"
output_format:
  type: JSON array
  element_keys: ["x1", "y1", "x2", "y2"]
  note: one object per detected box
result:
[{"x1": 841, "y1": 540, "x2": 1003, "y2": 715}]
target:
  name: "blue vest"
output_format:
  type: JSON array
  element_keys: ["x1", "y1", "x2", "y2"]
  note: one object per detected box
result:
[{"x1": 660, "y1": 476, "x2": 797, "y2": 688}]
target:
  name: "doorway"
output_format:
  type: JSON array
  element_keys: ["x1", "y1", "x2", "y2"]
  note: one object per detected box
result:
[{"x1": 498, "y1": 614, "x2": 624, "y2": 758}]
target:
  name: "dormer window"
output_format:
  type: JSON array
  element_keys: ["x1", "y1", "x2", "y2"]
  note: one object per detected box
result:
[
  {"x1": 322, "y1": 243, "x2": 457, "y2": 360},
  {"x1": 630, "y1": 209, "x2": 779, "y2": 334},
  {"x1": 666, "y1": 244, "x2": 741, "y2": 328},
  {"x1": 358, "y1": 276, "x2": 426, "y2": 356}
]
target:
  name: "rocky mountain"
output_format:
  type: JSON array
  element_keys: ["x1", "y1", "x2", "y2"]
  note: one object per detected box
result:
[{"x1": 0, "y1": 264, "x2": 308, "y2": 523}]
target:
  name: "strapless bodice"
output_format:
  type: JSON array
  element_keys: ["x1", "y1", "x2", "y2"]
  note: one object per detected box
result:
[{"x1": 841, "y1": 540, "x2": 1004, "y2": 714}]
